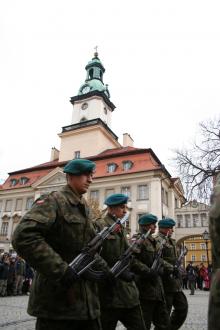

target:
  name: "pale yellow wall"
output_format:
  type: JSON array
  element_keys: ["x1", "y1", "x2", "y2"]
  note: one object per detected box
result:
[{"x1": 58, "y1": 125, "x2": 121, "y2": 162}]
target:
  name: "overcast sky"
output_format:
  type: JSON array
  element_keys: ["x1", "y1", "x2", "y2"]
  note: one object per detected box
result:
[{"x1": 0, "y1": 1, "x2": 220, "y2": 182}]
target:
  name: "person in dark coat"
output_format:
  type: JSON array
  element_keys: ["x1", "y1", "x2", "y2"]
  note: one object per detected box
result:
[{"x1": 0, "y1": 253, "x2": 10, "y2": 296}]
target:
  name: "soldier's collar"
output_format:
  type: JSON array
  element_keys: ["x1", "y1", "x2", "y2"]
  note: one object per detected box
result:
[{"x1": 62, "y1": 185, "x2": 84, "y2": 205}]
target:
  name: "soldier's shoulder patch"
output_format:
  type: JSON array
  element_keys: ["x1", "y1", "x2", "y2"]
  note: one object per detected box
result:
[
  {"x1": 36, "y1": 199, "x2": 45, "y2": 205},
  {"x1": 34, "y1": 193, "x2": 50, "y2": 205}
]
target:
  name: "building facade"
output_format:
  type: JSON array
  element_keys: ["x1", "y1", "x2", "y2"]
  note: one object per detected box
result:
[{"x1": 1, "y1": 51, "x2": 187, "y2": 253}]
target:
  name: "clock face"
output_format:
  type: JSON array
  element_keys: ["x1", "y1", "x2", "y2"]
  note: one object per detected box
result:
[
  {"x1": 82, "y1": 85, "x2": 90, "y2": 94},
  {"x1": 81, "y1": 102, "x2": 88, "y2": 110}
]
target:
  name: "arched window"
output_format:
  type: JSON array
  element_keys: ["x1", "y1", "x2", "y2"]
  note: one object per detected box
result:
[{"x1": 89, "y1": 68, "x2": 94, "y2": 79}]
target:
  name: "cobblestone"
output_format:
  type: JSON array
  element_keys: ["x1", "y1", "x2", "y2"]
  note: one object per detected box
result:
[{"x1": 0, "y1": 289, "x2": 209, "y2": 329}]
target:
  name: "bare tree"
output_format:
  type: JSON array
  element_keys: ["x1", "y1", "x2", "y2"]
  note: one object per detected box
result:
[
  {"x1": 173, "y1": 116, "x2": 220, "y2": 203},
  {"x1": 87, "y1": 198, "x2": 105, "y2": 220}
]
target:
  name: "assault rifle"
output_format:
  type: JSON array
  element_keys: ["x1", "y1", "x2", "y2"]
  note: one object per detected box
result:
[
  {"x1": 172, "y1": 246, "x2": 188, "y2": 278},
  {"x1": 151, "y1": 232, "x2": 169, "y2": 272},
  {"x1": 176, "y1": 246, "x2": 188, "y2": 269},
  {"x1": 111, "y1": 229, "x2": 152, "y2": 278},
  {"x1": 69, "y1": 213, "x2": 129, "y2": 277}
]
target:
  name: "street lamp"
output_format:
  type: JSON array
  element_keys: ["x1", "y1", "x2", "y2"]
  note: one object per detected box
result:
[{"x1": 202, "y1": 230, "x2": 210, "y2": 266}]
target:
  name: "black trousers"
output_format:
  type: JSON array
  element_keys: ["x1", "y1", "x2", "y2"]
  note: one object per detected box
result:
[
  {"x1": 36, "y1": 317, "x2": 102, "y2": 330},
  {"x1": 141, "y1": 299, "x2": 170, "y2": 330},
  {"x1": 165, "y1": 291, "x2": 188, "y2": 330},
  {"x1": 100, "y1": 305, "x2": 146, "y2": 330}
]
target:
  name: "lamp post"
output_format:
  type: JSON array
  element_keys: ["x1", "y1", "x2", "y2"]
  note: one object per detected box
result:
[{"x1": 202, "y1": 230, "x2": 210, "y2": 266}]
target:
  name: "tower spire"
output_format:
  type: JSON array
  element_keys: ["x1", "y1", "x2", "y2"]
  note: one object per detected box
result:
[{"x1": 94, "y1": 45, "x2": 98, "y2": 58}]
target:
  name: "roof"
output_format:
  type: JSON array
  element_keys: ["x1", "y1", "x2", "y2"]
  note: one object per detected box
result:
[{"x1": 0, "y1": 146, "x2": 169, "y2": 189}]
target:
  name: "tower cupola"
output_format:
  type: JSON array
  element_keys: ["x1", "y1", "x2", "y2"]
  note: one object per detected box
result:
[{"x1": 78, "y1": 49, "x2": 110, "y2": 98}]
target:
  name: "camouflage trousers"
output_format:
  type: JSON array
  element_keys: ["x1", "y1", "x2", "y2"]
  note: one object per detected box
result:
[
  {"x1": 0, "y1": 279, "x2": 7, "y2": 296},
  {"x1": 36, "y1": 317, "x2": 102, "y2": 330},
  {"x1": 165, "y1": 291, "x2": 188, "y2": 330},
  {"x1": 100, "y1": 305, "x2": 146, "y2": 330},
  {"x1": 140, "y1": 299, "x2": 170, "y2": 330}
]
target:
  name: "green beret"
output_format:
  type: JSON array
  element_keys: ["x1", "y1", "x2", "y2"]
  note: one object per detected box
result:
[
  {"x1": 138, "y1": 213, "x2": 158, "y2": 225},
  {"x1": 63, "y1": 159, "x2": 96, "y2": 175},
  {"x1": 158, "y1": 218, "x2": 176, "y2": 228},
  {"x1": 105, "y1": 193, "x2": 128, "y2": 206}
]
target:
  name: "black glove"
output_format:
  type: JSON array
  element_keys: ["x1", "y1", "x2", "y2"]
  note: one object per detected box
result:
[
  {"x1": 60, "y1": 266, "x2": 80, "y2": 289},
  {"x1": 103, "y1": 269, "x2": 116, "y2": 285},
  {"x1": 172, "y1": 266, "x2": 180, "y2": 278},
  {"x1": 141, "y1": 269, "x2": 158, "y2": 281},
  {"x1": 119, "y1": 270, "x2": 136, "y2": 282}
]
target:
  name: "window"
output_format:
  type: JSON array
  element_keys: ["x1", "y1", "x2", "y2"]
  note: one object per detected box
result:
[
  {"x1": 0, "y1": 201, "x2": 2, "y2": 211},
  {"x1": 193, "y1": 214, "x2": 200, "y2": 227},
  {"x1": 201, "y1": 213, "x2": 208, "y2": 227},
  {"x1": 165, "y1": 191, "x2": 168, "y2": 206},
  {"x1": 104, "y1": 107, "x2": 107, "y2": 115},
  {"x1": 5, "y1": 200, "x2": 12, "y2": 212},
  {"x1": 74, "y1": 151, "x2": 80, "y2": 159},
  {"x1": 26, "y1": 197, "x2": 34, "y2": 210},
  {"x1": 191, "y1": 243, "x2": 196, "y2": 250},
  {"x1": 162, "y1": 188, "x2": 168, "y2": 206},
  {"x1": 185, "y1": 214, "x2": 191, "y2": 228},
  {"x1": 105, "y1": 189, "x2": 115, "y2": 198},
  {"x1": 107, "y1": 163, "x2": 117, "y2": 173},
  {"x1": 201, "y1": 255, "x2": 207, "y2": 261},
  {"x1": 175, "y1": 198, "x2": 178, "y2": 208},
  {"x1": 10, "y1": 178, "x2": 18, "y2": 186},
  {"x1": 200, "y1": 243, "x2": 206, "y2": 250},
  {"x1": 0, "y1": 222, "x2": 8, "y2": 236},
  {"x1": 121, "y1": 187, "x2": 131, "y2": 200},
  {"x1": 137, "y1": 185, "x2": 149, "y2": 200},
  {"x1": 19, "y1": 177, "x2": 29, "y2": 185},
  {"x1": 15, "y1": 199, "x2": 23, "y2": 211},
  {"x1": 176, "y1": 215, "x2": 182, "y2": 228},
  {"x1": 90, "y1": 190, "x2": 99, "y2": 201},
  {"x1": 191, "y1": 255, "x2": 196, "y2": 261},
  {"x1": 122, "y1": 160, "x2": 133, "y2": 171}
]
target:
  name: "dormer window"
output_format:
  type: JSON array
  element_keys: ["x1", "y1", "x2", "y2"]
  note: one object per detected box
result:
[
  {"x1": 74, "y1": 151, "x2": 80, "y2": 159},
  {"x1": 122, "y1": 160, "x2": 133, "y2": 171},
  {"x1": 20, "y1": 177, "x2": 29, "y2": 185},
  {"x1": 107, "y1": 163, "x2": 117, "y2": 173},
  {"x1": 10, "y1": 179, "x2": 18, "y2": 186}
]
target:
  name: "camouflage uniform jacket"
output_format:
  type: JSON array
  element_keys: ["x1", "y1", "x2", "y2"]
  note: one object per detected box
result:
[
  {"x1": 208, "y1": 176, "x2": 220, "y2": 330},
  {"x1": 12, "y1": 185, "x2": 100, "y2": 320},
  {"x1": 96, "y1": 214, "x2": 140, "y2": 309},
  {"x1": 132, "y1": 234, "x2": 170, "y2": 302},
  {"x1": 155, "y1": 233, "x2": 182, "y2": 292}
]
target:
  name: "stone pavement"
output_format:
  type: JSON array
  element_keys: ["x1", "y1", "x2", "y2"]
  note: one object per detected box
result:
[{"x1": 0, "y1": 289, "x2": 209, "y2": 329}]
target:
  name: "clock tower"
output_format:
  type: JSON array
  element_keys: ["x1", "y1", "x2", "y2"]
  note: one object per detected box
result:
[{"x1": 58, "y1": 50, "x2": 121, "y2": 162}]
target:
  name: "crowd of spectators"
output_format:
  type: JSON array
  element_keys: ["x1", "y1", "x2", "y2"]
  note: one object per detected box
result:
[
  {"x1": 181, "y1": 262, "x2": 212, "y2": 295},
  {"x1": 0, "y1": 252, "x2": 34, "y2": 297}
]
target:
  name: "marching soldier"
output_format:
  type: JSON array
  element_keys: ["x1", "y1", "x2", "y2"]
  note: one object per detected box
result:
[
  {"x1": 12, "y1": 159, "x2": 106, "y2": 330},
  {"x1": 132, "y1": 214, "x2": 172, "y2": 330},
  {"x1": 96, "y1": 193, "x2": 146, "y2": 330},
  {"x1": 156, "y1": 218, "x2": 188, "y2": 330}
]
